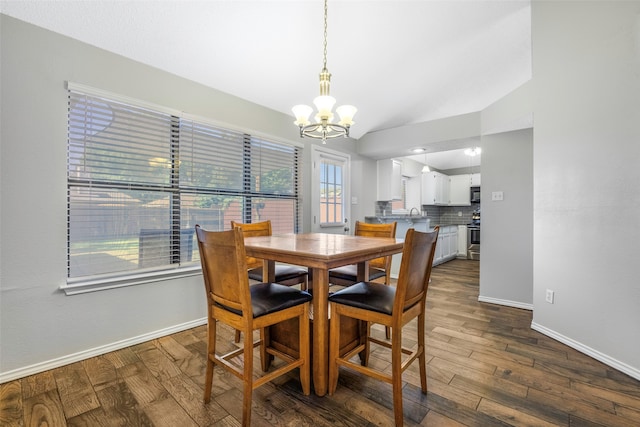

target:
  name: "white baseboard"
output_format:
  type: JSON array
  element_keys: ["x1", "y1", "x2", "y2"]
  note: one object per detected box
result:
[
  {"x1": 531, "y1": 322, "x2": 640, "y2": 381},
  {"x1": 0, "y1": 317, "x2": 207, "y2": 384},
  {"x1": 478, "y1": 295, "x2": 534, "y2": 311}
]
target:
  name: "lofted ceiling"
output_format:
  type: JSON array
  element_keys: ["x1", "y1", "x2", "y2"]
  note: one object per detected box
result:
[{"x1": 0, "y1": 0, "x2": 532, "y2": 168}]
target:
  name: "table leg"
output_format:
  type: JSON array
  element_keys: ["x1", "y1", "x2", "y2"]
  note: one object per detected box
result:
[
  {"x1": 261, "y1": 260, "x2": 276, "y2": 371},
  {"x1": 356, "y1": 260, "x2": 370, "y2": 282},
  {"x1": 262, "y1": 259, "x2": 276, "y2": 282},
  {"x1": 312, "y1": 267, "x2": 329, "y2": 396}
]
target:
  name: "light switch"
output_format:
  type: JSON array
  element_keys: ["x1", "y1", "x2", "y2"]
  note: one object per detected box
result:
[
  {"x1": 491, "y1": 191, "x2": 504, "y2": 201},
  {"x1": 351, "y1": 196, "x2": 358, "y2": 205}
]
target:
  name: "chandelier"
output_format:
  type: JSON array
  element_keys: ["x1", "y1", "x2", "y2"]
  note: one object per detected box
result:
[{"x1": 292, "y1": 0, "x2": 357, "y2": 143}]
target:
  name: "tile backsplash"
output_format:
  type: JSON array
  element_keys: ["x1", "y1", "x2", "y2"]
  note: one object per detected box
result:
[{"x1": 375, "y1": 201, "x2": 478, "y2": 226}]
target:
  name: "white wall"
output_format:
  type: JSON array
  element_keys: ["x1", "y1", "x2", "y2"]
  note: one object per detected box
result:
[
  {"x1": 531, "y1": 1, "x2": 640, "y2": 378},
  {"x1": 478, "y1": 129, "x2": 533, "y2": 309},
  {"x1": 0, "y1": 15, "x2": 363, "y2": 380}
]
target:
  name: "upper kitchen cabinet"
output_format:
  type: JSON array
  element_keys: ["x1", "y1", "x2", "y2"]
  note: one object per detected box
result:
[
  {"x1": 449, "y1": 174, "x2": 471, "y2": 205},
  {"x1": 421, "y1": 171, "x2": 449, "y2": 205},
  {"x1": 377, "y1": 159, "x2": 402, "y2": 201},
  {"x1": 422, "y1": 172, "x2": 480, "y2": 206},
  {"x1": 471, "y1": 173, "x2": 481, "y2": 186}
]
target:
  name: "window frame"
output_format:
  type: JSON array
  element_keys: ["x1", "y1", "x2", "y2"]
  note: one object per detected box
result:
[{"x1": 62, "y1": 83, "x2": 302, "y2": 295}]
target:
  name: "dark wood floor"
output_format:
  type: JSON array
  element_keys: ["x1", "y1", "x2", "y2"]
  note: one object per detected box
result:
[{"x1": 2, "y1": 259, "x2": 640, "y2": 426}]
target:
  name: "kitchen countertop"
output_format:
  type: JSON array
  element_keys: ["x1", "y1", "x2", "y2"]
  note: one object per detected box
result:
[
  {"x1": 364, "y1": 216, "x2": 464, "y2": 228},
  {"x1": 364, "y1": 215, "x2": 429, "y2": 221}
]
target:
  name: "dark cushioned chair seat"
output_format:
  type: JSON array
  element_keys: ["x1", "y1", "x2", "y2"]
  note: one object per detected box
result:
[
  {"x1": 328, "y1": 281, "x2": 395, "y2": 315},
  {"x1": 328, "y1": 265, "x2": 386, "y2": 282},
  {"x1": 248, "y1": 265, "x2": 308, "y2": 282},
  {"x1": 220, "y1": 283, "x2": 312, "y2": 318}
]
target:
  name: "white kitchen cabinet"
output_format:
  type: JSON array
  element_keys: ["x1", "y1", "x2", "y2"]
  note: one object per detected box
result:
[
  {"x1": 449, "y1": 174, "x2": 471, "y2": 205},
  {"x1": 421, "y1": 171, "x2": 449, "y2": 205},
  {"x1": 471, "y1": 173, "x2": 481, "y2": 186},
  {"x1": 377, "y1": 159, "x2": 402, "y2": 201},
  {"x1": 457, "y1": 225, "x2": 468, "y2": 258},
  {"x1": 449, "y1": 227, "x2": 458, "y2": 258},
  {"x1": 433, "y1": 225, "x2": 458, "y2": 265}
]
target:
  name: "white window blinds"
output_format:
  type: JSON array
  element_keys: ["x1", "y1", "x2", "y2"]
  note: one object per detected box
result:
[{"x1": 67, "y1": 85, "x2": 302, "y2": 285}]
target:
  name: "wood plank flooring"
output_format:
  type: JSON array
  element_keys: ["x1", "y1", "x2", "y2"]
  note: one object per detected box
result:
[{"x1": 2, "y1": 259, "x2": 640, "y2": 426}]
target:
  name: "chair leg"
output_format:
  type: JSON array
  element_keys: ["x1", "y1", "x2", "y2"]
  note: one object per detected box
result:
[
  {"x1": 299, "y1": 307, "x2": 311, "y2": 395},
  {"x1": 260, "y1": 327, "x2": 271, "y2": 372},
  {"x1": 391, "y1": 327, "x2": 404, "y2": 427},
  {"x1": 384, "y1": 279, "x2": 391, "y2": 339},
  {"x1": 418, "y1": 312, "x2": 427, "y2": 393},
  {"x1": 360, "y1": 320, "x2": 371, "y2": 366},
  {"x1": 242, "y1": 333, "x2": 254, "y2": 427},
  {"x1": 204, "y1": 318, "x2": 216, "y2": 403},
  {"x1": 328, "y1": 305, "x2": 341, "y2": 395}
]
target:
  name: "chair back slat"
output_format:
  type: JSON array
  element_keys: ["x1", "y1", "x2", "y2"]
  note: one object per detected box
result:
[
  {"x1": 196, "y1": 226, "x2": 250, "y2": 314},
  {"x1": 354, "y1": 221, "x2": 397, "y2": 269},
  {"x1": 394, "y1": 227, "x2": 439, "y2": 314},
  {"x1": 230, "y1": 220, "x2": 272, "y2": 269}
]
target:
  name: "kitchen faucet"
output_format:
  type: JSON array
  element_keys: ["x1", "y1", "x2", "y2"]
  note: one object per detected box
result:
[{"x1": 409, "y1": 207, "x2": 420, "y2": 217}]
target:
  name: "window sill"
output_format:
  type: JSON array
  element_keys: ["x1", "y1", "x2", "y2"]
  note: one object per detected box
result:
[{"x1": 60, "y1": 264, "x2": 202, "y2": 295}]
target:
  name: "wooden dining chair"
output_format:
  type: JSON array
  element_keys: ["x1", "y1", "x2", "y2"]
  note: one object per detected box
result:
[
  {"x1": 195, "y1": 225, "x2": 311, "y2": 427},
  {"x1": 329, "y1": 220, "x2": 397, "y2": 338},
  {"x1": 231, "y1": 220, "x2": 309, "y2": 289},
  {"x1": 231, "y1": 220, "x2": 309, "y2": 343},
  {"x1": 328, "y1": 220, "x2": 397, "y2": 288},
  {"x1": 327, "y1": 227, "x2": 439, "y2": 427}
]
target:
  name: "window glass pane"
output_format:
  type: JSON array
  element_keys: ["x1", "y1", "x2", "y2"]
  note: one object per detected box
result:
[
  {"x1": 68, "y1": 187, "x2": 173, "y2": 276},
  {"x1": 179, "y1": 121, "x2": 245, "y2": 191},
  {"x1": 69, "y1": 94, "x2": 174, "y2": 186},
  {"x1": 319, "y1": 160, "x2": 343, "y2": 225}
]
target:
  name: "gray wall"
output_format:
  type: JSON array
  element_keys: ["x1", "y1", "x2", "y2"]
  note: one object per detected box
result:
[
  {"x1": 531, "y1": 1, "x2": 640, "y2": 376},
  {"x1": 479, "y1": 129, "x2": 533, "y2": 308}
]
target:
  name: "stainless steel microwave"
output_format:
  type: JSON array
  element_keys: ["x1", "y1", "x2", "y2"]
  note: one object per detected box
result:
[{"x1": 470, "y1": 186, "x2": 481, "y2": 203}]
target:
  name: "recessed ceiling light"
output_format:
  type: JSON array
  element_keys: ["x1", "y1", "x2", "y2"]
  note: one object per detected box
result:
[
  {"x1": 412, "y1": 148, "x2": 425, "y2": 153},
  {"x1": 464, "y1": 147, "x2": 482, "y2": 156}
]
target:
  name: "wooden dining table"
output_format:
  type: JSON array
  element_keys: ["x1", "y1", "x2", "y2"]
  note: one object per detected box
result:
[{"x1": 243, "y1": 232, "x2": 404, "y2": 396}]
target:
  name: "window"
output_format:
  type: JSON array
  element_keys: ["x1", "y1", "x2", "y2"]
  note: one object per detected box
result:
[
  {"x1": 391, "y1": 178, "x2": 407, "y2": 212},
  {"x1": 66, "y1": 83, "x2": 301, "y2": 293}
]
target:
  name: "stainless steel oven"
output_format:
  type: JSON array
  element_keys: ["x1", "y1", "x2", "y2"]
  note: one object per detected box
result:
[{"x1": 467, "y1": 226, "x2": 480, "y2": 260}]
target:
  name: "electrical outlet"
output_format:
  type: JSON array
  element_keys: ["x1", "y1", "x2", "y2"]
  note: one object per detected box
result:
[
  {"x1": 491, "y1": 191, "x2": 504, "y2": 201},
  {"x1": 545, "y1": 289, "x2": 555, "y2": 304}
]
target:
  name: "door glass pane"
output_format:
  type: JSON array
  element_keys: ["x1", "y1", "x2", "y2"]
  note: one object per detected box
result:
[{"x1": 320, "y1": 160, "x2": 343, "y2": 225}]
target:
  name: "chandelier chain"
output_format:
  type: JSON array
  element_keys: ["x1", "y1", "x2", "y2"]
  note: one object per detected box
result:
[{"x1": 322, "y1": 0, "x2": 328, "y2": 71}]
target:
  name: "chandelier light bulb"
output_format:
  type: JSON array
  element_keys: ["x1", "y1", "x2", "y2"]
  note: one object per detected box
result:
[
  {"x1": 336, "y1": 105, "x2": 357, "y2": 126},
  {"x1": 292, "y1": 104, "x2": 313, "y2": 127}
]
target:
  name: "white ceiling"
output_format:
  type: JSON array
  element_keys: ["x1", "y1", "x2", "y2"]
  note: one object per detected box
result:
[
  {"x1": 407, "y1": 148, "x2": 481, "y2": 171},
  {"x1": 0, "y1": 0, "x2": 532, "y2": 169}
]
